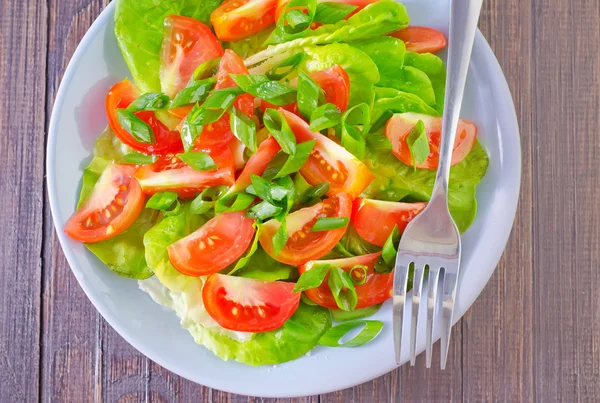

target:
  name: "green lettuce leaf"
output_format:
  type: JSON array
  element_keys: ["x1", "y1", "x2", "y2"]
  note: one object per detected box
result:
[
  {"x1": 404, "y1": 51, "x2": 446, "y2": 114},
  {"x1": 371, "y1": 87, "x2": 440, "y2": 123},
  {"x1": 363, "y1": 135, "x2": 489, "y2": 232},
  {"x1": 225, "y1": 28, "x2": 273, "y2": 59},
  {"x1": 143, "y1": 204, "x2": 331, "y2": 365},
  {"x1": 114, "y1": 0, "x2": 223, "y2": 93},
  {"x1": 301, "y1": 43, "x2": 380, "y2": 107},
  {"x1": 233, "y1": 247, "x2": 297, "y2": 281},
  {"x1": 245, "y1": 1, "x2": 409, "y2": 70},
  {"x1": 77, "y1": 155, "x2": 159, "y2": 279}
]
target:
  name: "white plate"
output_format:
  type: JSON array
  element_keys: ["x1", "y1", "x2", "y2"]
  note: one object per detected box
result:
[{"x1": 47, "y1": 0, "x2": 520, "y2": 397}]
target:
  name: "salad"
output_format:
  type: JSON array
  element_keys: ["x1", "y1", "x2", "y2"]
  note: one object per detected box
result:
[{"x1": 64, "y1": 0, "x2": 489, "y2": 365}]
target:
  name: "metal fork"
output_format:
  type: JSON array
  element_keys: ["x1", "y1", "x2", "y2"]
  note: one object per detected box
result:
[{"x1": 393, "y1": 0, "x2": 483, "y2": 369}]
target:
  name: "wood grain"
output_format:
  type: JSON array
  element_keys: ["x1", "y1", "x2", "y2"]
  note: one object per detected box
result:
[
  {"x1": 0, "y1": 0, "x2": 598, "y2": 401},
  {"x1": 0, "y1": 0, "x2": 47, "y2": 401}
]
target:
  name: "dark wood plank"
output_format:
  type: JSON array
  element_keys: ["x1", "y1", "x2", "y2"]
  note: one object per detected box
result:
[
  {"x1": 41, "y1": 2, "x2": 110, "y2": 401},
  {"x1": 531, "y1": 0, "x2": 600, "y2": 402},
  {"x1": 461, "y1": 0, "x2": 535, "y2": 402},
  {"x1": 0, "y1": 0, "x2": 48, "y2": 401}
]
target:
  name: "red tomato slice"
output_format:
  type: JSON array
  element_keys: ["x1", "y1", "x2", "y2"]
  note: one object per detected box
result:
[
  {"x1": 385, "y1": 113, "x2": 477, "y2": 169},
  {"x1": 390, "y1": 26, "x2": 447, "y2": 54},
  {"x1": 309, "y1": 65, "x2": 350, "y2": 112},
  {"x1": 299, "y1": 252, "x2": 392, "y2": 309},
  {"x1": 259, "y1": 193, "x2": 352, "y2": 265},
  {"x1": 280, "y1": 109, "x2": 374, "y2": 198},
  {"x1": 275, "y1": 0, "x2": 376, "y2": 22},
  {"x1": 211, "y1": 0, "x2": 277, "y2": 42},
  {"x1": 230, "y1": 137, "x2": 281, "y2": 193},
  {"x1": 64, "y1": 164, "x2": 144, "y2": 243},
  {"x1": 106, "y1": 80, "x2": 183, "y2": 155},
  {"x1": 159, "y1": 15, "x2": 224, "y2": 97},
  {"x1": 352, "y1": 198, "x2": 427, "y2": 246},
  {"x1": 203, "y1": 273, "x2": 301, "y2": 332},
  {"x1": 134, "y1": 146, "x2": 235, "y2": 197},
  {"x1": 168, "y1": 212, "x2": 256, "y2": 276}
]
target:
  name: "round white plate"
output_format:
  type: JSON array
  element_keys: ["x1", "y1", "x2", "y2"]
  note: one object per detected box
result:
[{"x1": 47, "y1": 0, "x2": 520, "y2": 397}]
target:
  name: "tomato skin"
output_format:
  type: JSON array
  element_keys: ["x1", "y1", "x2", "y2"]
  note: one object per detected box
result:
[
  {"x1": 134, "y1": 146, "x2": 235, "y2": 197},
  {"x1": 65, "y1": 164, "x2": 144, "y2": 243},
  {"x1": 352, "y1": 198, "x2": 427, "y2": 246},
  {"x1": 280, "y1": 109, "x2": 374, "y2": 198},
  {"x1": 259, "y1": 193, "x2": 352, "y2": 265},
  {"x1": 168, "y1": 212, "x2": 256, "y2": 276},
  {"x1": 203, "y1": 274, "x2": 301, "y2": 332},
  {"x1": 106, "y1": 80, "x2": 183, "y2": 155},
  {"x1": 299, "y1": 252, "x2": 393, "y2": 309},
  {"x1": 385, "y1": 113, "x2": 477, "y2": 169},
  {"x1": 230, "y1": 137, "x2": 281, "y2": 193},
  {"x1": 390, "y1": 26, "x2": 447, "y2": 54},
  {"x1": 160, "y1": 15, "x2": 224, "y2": 97},
  {"x1": 309, "y1": 65, "x2": 350, "y2": 112},
  {"x1": 211, "y1": 0, "x2": 278, "y2": 42}
]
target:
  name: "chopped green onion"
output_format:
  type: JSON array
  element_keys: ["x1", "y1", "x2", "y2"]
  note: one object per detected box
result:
[
  {"x1": 228, "y1": 223, "x2": 261, "y2": 275},
  {"x1": 349, "y1": 264, "x2": 368, "y2": 286},
  {"x1": 215, "y1": 192, "x2": 256, "y2": 214},
  {"x1": 116, "y1": 109, "x2": 155, "y2": 144},
  {"x1": 297, "y1": 71, "x2": 322, "y2": 120},
  {"x1": 318, "y1": 320, "x2": 384, "y2": 347},
  {"x1": 170, "y1": 78, "x2": 216, "y2": 108},
  {"x1": 293, "y1": 264, "x2": 330, "y2": 293},
  {"x1": 406, "y1": 120, "x2": 429, "y2": 168},
  {"x1": 246, "y1": 200, "x2": 282, "y2": 221},
  {"x1": 330, "y1": 304, "x2": 381, "y2": 322},
  {"x1": 275, "y1": 140, "x2": 316, "y2": 178},
  {"x1": 369, "y1": 109, "x2": 394, "y2": 134},
  {"x1": 285, "y1": 9, "x2": 312, "y2": 28},
  {"x1": 272, "y1": 217, "x2": 289, "y2": 256},
  {"x1": 263, "y1": 108, "x2": 297, "y2": 154},
  {"x1": 230, "y1": 106, "x2": 257, "y2": 152},
  {"x1": 328, "y1": 266, "x2": 358, "y2": 311},
  {"x1": 313, "y1": 2, "x2": 357, "y2": 23},
  {"x1": 145, "y1": 191, "x2": 178, "y2": 211},
  {"x1": 266, "y1": 53, "x2": 306, "y2": 81},
  {"x1": 188, "y1": 87, "x2": 244, "y2": 126},
  {"x1": 340, "y1": 103, "x2": 370, "y2": 159},
  {"x1": 192, "y1": 57, "x2": 222, "y2": 81},
  {"x1": 179, "y1": 117, "x2": 203, "y2": 152},
  {"x1": 119, "y1": 152, "x2": 155, "y2": 165},
  {"x1": 127, "y1": 93, "x2": 171, "y2": 112},
  {"x1": 177, "y1": 151, "x2": 217, "y2": 171},
  {"x1": 311, "y1": 217, "x2": 349, "y2": 232},
  {"x1": 250, "y1": 174, "x2": 275, "y2": 204},
  {"x1": 266, "y1": 0, "x2": 318, "y2": 45},
  {"x1": 382, "y1": 225, "x2": 400, "y2": 265},
  {"x1": 162, "y1": 200, "x2": 183, "y2": 217},
  {"x1": 190, "y1": 186, "x2": 226, "y2": 215},
  {"x1": 297, "y1": 182, "x2": 330, "y2": 207},
  {"x1": 310, "y1": 103, "x2": 342, "y2": 132},
  {"x1": 230, "y1": 74, "x2": 297, "y2": 106}
]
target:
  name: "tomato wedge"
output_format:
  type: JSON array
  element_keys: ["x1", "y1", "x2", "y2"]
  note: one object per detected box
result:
[
  {"x1": 168, "y1": 212, "x2": 255, "y2": 276},
  {"x1": 64, "y1": 164, "x2": 144, "y2": 243},
  {"x1": 299, "y1": 252, "x2": 393, "y2": 309},
  {"x1": 134, "y1": 146, "x2": 235, "y2": 197},
  {"x1": 211, "y1": 0, "x2": 277, "y2": 42},
  {"x1": 390, "y1": 26, "x2": 447, "y2": 54},
  {"x1": 106, "y1": 80, "x2": 183, "y2": 155},
  {"x1": 309, "y1": 65, "x2": 350, "y2": 112},
  {"x1": 352, "y1": 198, "x2": 427, "y2": 246},
  {"x1": 385, "y1": 113, "x2": 477, "y2": 169},
  {"x1": 280, "y1": 109, "x2": 374, "y2": 198},
  {"x1": 260, "y1": 193, "x2": 352, "y2": 265},
  {"x1": 159, "y1": 15, "x2": 224, "y2": 97},
  {"x1": 230, "y1": 137, "x2": 281, "y2": 194},
  {"x1": 203, "y1": 274, "x2": 301, "y2": 332}
]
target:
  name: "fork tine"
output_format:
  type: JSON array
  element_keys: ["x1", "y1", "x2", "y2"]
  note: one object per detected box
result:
[
  {"x1": 409, "y1": 262, "x2": 426, "y2": 365},
  {"x1": 393, "y1": 255, "x2": 412, "y2": 365},
  {"x1": 440, "y1": 271, "x2": 459, "y2": 370},
  {"x1": 425, "y1": 266, "x2": 441, "y2": 368}
]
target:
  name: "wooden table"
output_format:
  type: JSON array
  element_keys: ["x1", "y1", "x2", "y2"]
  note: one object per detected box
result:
[{"x1": 1, "y1": 0, "x2": 599, "y2": 401}]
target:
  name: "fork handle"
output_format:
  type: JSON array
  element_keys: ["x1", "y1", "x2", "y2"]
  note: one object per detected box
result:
[{"x1": 433, "y1": 0, "x2": 484, "y2": 197}]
